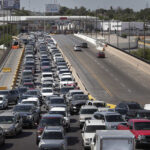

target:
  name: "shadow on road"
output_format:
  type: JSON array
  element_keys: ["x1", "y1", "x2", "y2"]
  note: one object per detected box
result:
[
  {"x1": 1, "y1": 143, "x2": 13, "y2": 150},
  {"x1": 14, "y1": 131, "x2": 33, "y2": 139},
  {"x1": 67, "y1": 137, "x2": 79, "y2": 146}
]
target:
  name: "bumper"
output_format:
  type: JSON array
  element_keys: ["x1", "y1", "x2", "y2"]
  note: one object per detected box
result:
[{"x1": 4, "y1": 129, "x2": 16, "y2": 136}]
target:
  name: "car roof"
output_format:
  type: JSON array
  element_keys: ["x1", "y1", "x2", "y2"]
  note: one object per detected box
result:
[
  {"x1": 69, "y1": 90, "x2": 83, "y2": 93},
  {"x1": 0, "y1": 111, "x2": 15, "y2": 116},
  {"x1": 129, "y1": 119, "x2": 150, "y2": 122},
  {"x1": 87, "y1": 100, "x2": 105, "y2": 103},
  {"x1": 81, "y1": 105, "x2": 98, "y2": 109},
  {"x1": 50, "y1": 107, "x2": 66, "y2": 111},
  {"x1": 85, "y1": 120, "x2": 105, "y2": 126},
  {"x1": 93, "y1": 111, "x2": 120, "y2": 116},
  {"x1": 44, "y1": 126, "x2": 64, "y2": 132},
  {"x1": 42, "y1": 114, "x2": 64, "y2": 118},
  {"x1": 22, "y1": 98, "x2": 38, "y2": 102}
]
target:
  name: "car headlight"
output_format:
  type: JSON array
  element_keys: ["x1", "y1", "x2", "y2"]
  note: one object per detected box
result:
[
  {"x1": 27, "y1": 115, "x2": 33, "y2": 119},
  {"x1": 73, "y1": 106, "x2": 76, "y2": 108},
  {"x1": 138, "y1": 135, "x2": 145, "y2": 140}
]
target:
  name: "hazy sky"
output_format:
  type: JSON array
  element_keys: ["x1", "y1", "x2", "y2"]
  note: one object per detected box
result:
[{"x1": 21, "y1": 0, "x2": 150, "y2": 12}]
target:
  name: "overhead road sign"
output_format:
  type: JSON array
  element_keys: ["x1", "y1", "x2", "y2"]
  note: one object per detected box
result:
[
  {"x1": 45, "y1": 4, "x2": 60, "y2": 13},
  {"x1": 2, "y1": 67, "x2": 11, "y2": 72},
  {"x1": 1, "y1": 0, "x2": 20, "y2": 10}
]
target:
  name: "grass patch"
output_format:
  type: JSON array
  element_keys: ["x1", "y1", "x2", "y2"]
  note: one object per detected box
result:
[{"x1": 131, "y1": 48, "x2": 150, "y2": 61}]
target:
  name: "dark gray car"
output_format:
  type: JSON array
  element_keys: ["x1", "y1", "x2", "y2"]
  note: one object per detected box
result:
[{"x1": 13, "y1": 104, "x2": 40, "y2": 128}]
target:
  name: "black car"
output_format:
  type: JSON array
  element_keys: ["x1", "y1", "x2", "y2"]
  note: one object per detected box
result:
[
  {"x1": 13, "y1": 104, "x2": 40, "y2": 127},
  {"x1": 0, "y1": 90, "x2": 18, "y2": 104},
  {"x1": 115, "y1": 101, "x2": 143, "y2": 117},
  {"x1": 69, "y1": 94, "x2": 88, "y2": 114},
  {"x1": 80, "y1": 42, "x2": 88, "y2": 48},
  {"x1": 60, "y1": 86, "x2": 74, "y2": 98}
]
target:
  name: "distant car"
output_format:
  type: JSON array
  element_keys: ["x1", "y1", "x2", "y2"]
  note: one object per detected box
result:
[
  {"x1": 74, "y1": 45, "x2": 82, "y2": 51},
  {"x1": 41, "y1": 88, "x2": 54, "y2": 98},
  {"x1": 38, "y1": 126, "x2": 67, "y2": 150},
  {"x1": 0, "y1": 111, "x2": 22, "y2": 136},
  {"x1": 0, "y1": 127, "x2": 5, "y2": 145},
  {"x1": 0, "y1": 95, "x2": 8, "y2": 109},
  {"x1": 97, "y1": 51, "x2": 105, "y2": 58},
  {"x1": 80, "y1": 42, "x2": 88, "y2": 48}
]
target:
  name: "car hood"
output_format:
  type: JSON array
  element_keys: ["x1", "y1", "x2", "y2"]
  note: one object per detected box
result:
[
  {"x1": 42, "y1": 93, "x2": 53, "y2": 96},
  {"x1": 39, "y1": 139, "x2": 65, "y2": 147},
  {"x1": 80, "y1": 114, "x2": 93, "y2": 120},
  {"x1": 83, "y1": 133, "x2": 95, "y2": 139},
  {"x1": 135, "y1": 130, "x2": 150, "y2": 136},
  {"x1": 17, "y1": 112, "x2": 32, "y2": 116},
  {"x1": 71, "y1": 100, "x2": 87, "y2": 105},
  {"x1": 0, "y1": 124, "x2": 13, "y2": 129}
]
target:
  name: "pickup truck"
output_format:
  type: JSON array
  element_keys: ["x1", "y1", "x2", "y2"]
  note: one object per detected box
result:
[{"x1": 117, "y1": 119, "x2": 150, "y2": 145}]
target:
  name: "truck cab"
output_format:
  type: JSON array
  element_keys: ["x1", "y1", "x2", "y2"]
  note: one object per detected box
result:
[{"x1": 91, "y1": 130, "x2": 135, "y2": 150}]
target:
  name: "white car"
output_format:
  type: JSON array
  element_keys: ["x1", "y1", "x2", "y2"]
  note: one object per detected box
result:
[
  {"x1": 144, "y1": 104, "x2": 150, "y2": 110},
  {"x1": 81, "y1": 120, "x2": 106, "y2": 149},
  {"x1": 38, "y1": 126, "x2": 67, "y2": 150},
  {"x1": 41, "y1": 88, "x2": 54, "y2": 98},
  {"x1": 41, "y1": 72, "x2": 53, "y2": 82},
  {"x1": 74, "y1": 45, "x2": 82, "y2": 51},
  {"x1": 0, "y1": 95, "x2": 8, "y2": 109},
  {"x1": 60, "y1": 75, "x2": 75, "y2": 88}
]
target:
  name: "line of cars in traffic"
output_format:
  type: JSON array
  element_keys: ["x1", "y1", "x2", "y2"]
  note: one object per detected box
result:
[{"x1": 0, "y1": 32, "x2": 150, "y2": 150}]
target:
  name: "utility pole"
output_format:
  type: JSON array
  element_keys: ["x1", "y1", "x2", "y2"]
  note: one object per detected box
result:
[
  {"x1": 96, "y1": 10, "x2": 98, "y2": 39},
  {"x1": 128, "y1": 21, "x2": 131, "y2": 53},
  {"x1": 144, "y1": 18, "x2": 146, "y2": 58}
]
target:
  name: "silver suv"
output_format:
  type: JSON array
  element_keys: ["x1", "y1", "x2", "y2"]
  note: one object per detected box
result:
[
  {"x1": 38, "y1": 126, "x2": 67, "y2": 150},
  {"x1": 0, "y1": 111, "x2": 23, "y2": 136}
]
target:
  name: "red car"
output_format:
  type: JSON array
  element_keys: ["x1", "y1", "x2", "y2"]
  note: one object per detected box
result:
[
  {"x1": 97, "y1": 51, "x2": 105, "y2": 58},
  {"x1": 23, "y1": 82, "x2": 35, "y2": 90},
  {"x1": 117, "y1": 119, "x2": 150, "y2": 145}
]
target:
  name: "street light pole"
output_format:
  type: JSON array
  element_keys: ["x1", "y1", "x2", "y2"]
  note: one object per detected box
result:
[{"x1": 144, "y1": 19, "x2": 146, "y2": 58}]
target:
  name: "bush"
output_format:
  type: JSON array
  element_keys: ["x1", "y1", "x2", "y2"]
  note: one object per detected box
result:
[{"x1": 121, "y1": 33, "x2": 127, "y2": 38}]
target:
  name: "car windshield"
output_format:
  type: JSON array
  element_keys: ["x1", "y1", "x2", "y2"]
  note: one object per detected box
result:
[
  {"x1": 51, "y1": 99, "x2": 65, "y2": 104},
  {"x1": 73, "y1": 95, "x2": 88, "y2": 100},
  {"x1": 60, "y1": 87, "x2": 74, "y2": 93},
  {"x1": 85, "y1": 125, "x2": 106, "y2": 133},
  {"x1": 128, "y1": 104, "x2": 141, "y2": 110},
  {"x1": 71, "y1": 92, "x2": 83, "y2": 96},
  {"x1": 23, "y1": 72, "x2": 32, "y2": 76},
  {"x1": 93, "y1": 103, "x2": 106, "y2": 107},
  {"x1": 81, "y1": 109, "x2": 97, "y2": 114},
  {"x1": 137, "y1": 112, "x2": 150, "y2": 118},
  {"x1": 134, "y1": 122, "x2": 150, "y2": 130},
  {"x1": 106, "y1": 115, "x2": 124, "y2": 122},
  {"x1": 14, "y1": 105, "x2": 32, "y2": 112},
  {"x1": 0, "y1": 116, "x2": 15, "y2": 124},
  {"x1": 42, "y1": 89, "x2": 52, "y2": 93},
  {"x1": 27, "y1": 91, "x2": 37, "y2": 95},
  {"x1": 42, "y1": 84, "x2": 53, "y2": 87},
  {"x1": 40, "y1": 117, "x2": 62, "y2": 126},
  {"x1": 49, "y1": 111, "x2": 66, "y2": 116},
  {"x1": 22, "y1": 101, "x2": 37, "y2": 106},
  {"x1": 61, "y1": 78, "x2": 72, "y2": 81},
  {"x1": 24, "y1": 84, "x2": 34, "y2": 88},
  {"x1": 18, "y1": 88, "x2": 27, "y2": 93},
  {"x1": 42, "y1": 132, "x2": 63, "y2": 139},
  {"x1": 43, "y1": 74, "x2": 52, "y2": 78}
]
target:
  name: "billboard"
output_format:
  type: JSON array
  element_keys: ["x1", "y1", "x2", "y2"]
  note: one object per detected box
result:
[
  {"x1": 45, "y1": 4, "x2": 60, "y2": 13},
  {"x1": 1, "y1": 0, "x2": 20, "y2": 10}
]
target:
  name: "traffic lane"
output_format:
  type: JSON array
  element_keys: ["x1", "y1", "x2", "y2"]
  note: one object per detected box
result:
[
  {"x1": 53, "y1": 35, "x2": 150, "y2": 104},
  {"x1": 53, "y1": 35, "x2": 112, "y2": 101},
  {"x1": 63, "y1": 35, "x2": 150, "y2": 104},
  {"x1": 0, "y1": 48, "x2": 23, "y2": 89},
  {"x1": 1, "y1": 129, "x2": 37, "y2": 150},
  {"x1": 71, "y1": 34, "x2": 150, "y2": 90}
]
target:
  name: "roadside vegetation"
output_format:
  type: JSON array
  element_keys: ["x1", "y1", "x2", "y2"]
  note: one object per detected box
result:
[{"x1": 131, "y1": 48, "x2": 150, "y2": 61}]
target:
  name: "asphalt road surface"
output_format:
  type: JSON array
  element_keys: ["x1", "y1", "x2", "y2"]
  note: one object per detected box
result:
[{"x1": 53, "y1": 34, "x2": 150, "y2": 105}]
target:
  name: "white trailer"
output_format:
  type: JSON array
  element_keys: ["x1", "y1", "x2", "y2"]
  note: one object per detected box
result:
[{"x1": 91, "y1": 130, "x2": 135, "y2": 150}]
